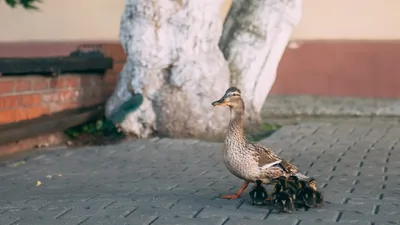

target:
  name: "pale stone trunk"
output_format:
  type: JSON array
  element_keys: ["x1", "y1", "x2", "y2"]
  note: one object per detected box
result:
[
  {"x1": 105, "y1": 0, "x2": 230, "y2": 139},
  {"x1": 220, "y1": 0, "x2": 302, "y2": 123},
  {"x1": 106, "y1": 0, "x2": 302, "y2": 138}
]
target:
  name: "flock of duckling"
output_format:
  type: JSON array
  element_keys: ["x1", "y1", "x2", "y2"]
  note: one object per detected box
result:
[
  {"x1": 211, "y1": 87, "x2": 324, "y2": 213},
  {"x1": 249, "y1": 176, "x2": 323, "y2": 213}
]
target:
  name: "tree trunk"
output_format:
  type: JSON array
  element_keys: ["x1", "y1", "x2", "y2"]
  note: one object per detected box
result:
[
  {"x1": 106, "y1": 0, "x2": 302, "y2": 138},
  {"x1": 220, "y1": 0, "x2": 302, "y2": 125},
  {"x1": 105, "y1": 0, "x2": 230, "y2": 139}
]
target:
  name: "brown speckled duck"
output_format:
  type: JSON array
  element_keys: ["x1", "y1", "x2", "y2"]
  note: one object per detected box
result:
[{"x1": 212, "y1": 87, "x2": 310, "y2": 199}]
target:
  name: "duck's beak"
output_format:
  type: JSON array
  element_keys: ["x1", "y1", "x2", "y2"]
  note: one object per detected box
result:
[{"x1": 212, "y1": 97, "x2": 228, "y2": 107}]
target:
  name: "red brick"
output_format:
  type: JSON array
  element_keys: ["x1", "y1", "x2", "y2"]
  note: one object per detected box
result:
[
  {"x1": 48, "y1": 78, "x2": 64, "y2": 89},
  {"x1": 80, "y1": 76, "x2": 93, "y2": 86},
  {"x1": 32, "y1": 77, "x2": 49, "y2": 91},
  {"x1": 42, "y1": 92, "x2": 60, "y2": 103},
  {"x1": 62, "y1": 76, "x2": 80, "y2": 88},
  {"x1": 42, "y1": 91, "x2": 64, "y2": 103},
  {"x1": 58, "y1": 90, "x2": 77, "y2": 102},
  {"x1": 0, "y1": 109, "x2": 19, "y2": 124},
  {"x1": 44, "y1": 90, "x2": 82, "y2": 104},
  {"x1": 81, "y1": 76, "x2": 102, "y2": 87},
  {"x1": 21, "y1": 94, "x2": 42, "y2": 106},
  {"x1": 48, "y1": 102, "x2": 78, "y2": 113},
  {"x1": 103, "y1": 72, "x2": 117, "y2": 84},
  {"x1": 92, "y1": 76, "x2": 104, "y2": 87},
  {"x1": 0, "y1": 79, "x2": 14, "y2": 95},
  {"x1": 0, "y1": 95, "x2": 21, "y2": 109},
  {"x1": 0, "y1": 106, "x2": 46, "y2": 124},
  {"x1": 59, "y1": 102, "x2": 78, "y2": 111},
  {"x1": 15, "y1": 79, "x2": 32, "y2": 92},
  {"x1": 26, "y1": 106, "x2": 48, "y2": 119}
]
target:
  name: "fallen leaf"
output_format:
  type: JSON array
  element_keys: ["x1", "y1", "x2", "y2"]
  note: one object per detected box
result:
[
  {"x1": 36, "y1": 181, "x2": 42, "y2": 187},
  {"x1": 11, "y1": 160, "x2": 26, "y2": 167}
]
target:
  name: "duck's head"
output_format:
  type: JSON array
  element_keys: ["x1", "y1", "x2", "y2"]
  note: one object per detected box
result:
[
  {"x1": 211, "y1": 87, "x2": 244, "y2": 109},
  {"x1": 308, "y1": 178, "x2": 317, "y2": 191},
  {"x1": 288, "y1": 175, "x2": 299, "y2": 183}
]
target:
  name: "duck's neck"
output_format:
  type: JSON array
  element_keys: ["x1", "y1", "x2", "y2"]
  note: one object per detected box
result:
[{"x1": 225, "y1": 108, "x2": 247, "y2": 148}]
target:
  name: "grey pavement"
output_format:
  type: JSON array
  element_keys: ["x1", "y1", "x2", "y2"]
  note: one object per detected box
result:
[{"x1": 0, "y1": 121, "x2": 399, "y2": 225}]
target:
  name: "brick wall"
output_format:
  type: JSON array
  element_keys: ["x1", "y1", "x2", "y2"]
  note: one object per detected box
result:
[{"x1": 0, "y1": 43, "x2": 126, "y2": 125}]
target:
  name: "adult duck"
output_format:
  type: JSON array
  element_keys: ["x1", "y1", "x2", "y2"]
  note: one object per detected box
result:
[{"x1": 212, "y1": 87, "x2": 310, "y2": 199}]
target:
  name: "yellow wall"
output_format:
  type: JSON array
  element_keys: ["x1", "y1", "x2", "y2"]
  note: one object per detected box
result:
[{"x1": 0, "y1": 0, "x2": 399, "y2": 42}]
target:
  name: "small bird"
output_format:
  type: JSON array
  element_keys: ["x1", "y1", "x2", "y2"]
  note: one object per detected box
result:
[
  {"x1": 278, "y1": 176, "x2": 298, "y2": 201},
  {"x1": 308, "y1": 178, "x2": 324, "y2": 207},
  {"x1": 295, "y1": 180, "x2": 316, "y2": 210},
  {"x1": 272, "y1": 179, "x2": 294, "y2": 213},
  {"x1": 308, "y1": 178, "x2": 317, "y2": 190},
  {"x1": 249, "y1": 180, "x2": 268, "y2": 206}
]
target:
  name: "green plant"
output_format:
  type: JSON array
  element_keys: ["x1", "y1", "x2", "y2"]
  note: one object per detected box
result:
[
  {"x1": 4, "y1": 0, "x2": 41, "y2": 10},
  {"x1": 64, "y1": 118, "x2": 122, "y2": 139}
]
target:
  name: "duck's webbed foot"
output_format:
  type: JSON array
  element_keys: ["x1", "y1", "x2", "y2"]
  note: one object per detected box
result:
[{"x1": 221, "y1": 181, "x2": 249, "y2": 199}]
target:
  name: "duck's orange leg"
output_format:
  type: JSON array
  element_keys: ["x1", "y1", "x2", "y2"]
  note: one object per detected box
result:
[{"x1": 221, "y1": 181, "x2": 249, "y2": 199}]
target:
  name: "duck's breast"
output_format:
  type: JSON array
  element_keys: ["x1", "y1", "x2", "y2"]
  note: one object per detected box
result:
[{"x1": 222, "y1": 148, "x2": 259, "y2": 181}]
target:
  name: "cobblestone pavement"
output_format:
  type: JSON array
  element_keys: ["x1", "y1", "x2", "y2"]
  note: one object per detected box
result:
[{"x1": 1, "y1": 122, "x2": 399, "y2": 225}]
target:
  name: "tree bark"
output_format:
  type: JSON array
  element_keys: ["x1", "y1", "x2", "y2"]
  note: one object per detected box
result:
[
  {"x1": 106, "y1": 0, "x2": 302, "y2": 138},
  {"x1": 220, "y1": 0, "x2": 302, "y2": 125},
  {"x1": 105, "y1": 0, "x2": 230, "y2": 139}
]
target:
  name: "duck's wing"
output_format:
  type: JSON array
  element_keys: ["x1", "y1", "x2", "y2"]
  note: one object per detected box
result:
[{"x1": 250, "y1": 143, "x2": 298, "y2": 174}]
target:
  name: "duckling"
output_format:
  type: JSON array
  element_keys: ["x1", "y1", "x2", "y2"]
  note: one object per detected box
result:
[
  {"x1": 295, "y1": 180, "x2": 316, "y2": 210},
  {"x1": 288, "y1": 175, "x2": 310, "y2": 211},
  {"x1": 308, "y1": 178, "x2": 317, "y2": 190},
  {"x1": 308, "y1": 178, "x2": 324, "y2": 207},
  {"x1": 278, "y1": 176, "x2": 298, "y2": 201},
  {"x1": 288, "y1": 175, "x2": 300, "y2": 185},
  {"x1": 272, "y1": 180, "x2": 294, "y2": 213},
  {"x1": 249, "y1": 180, "x2": 268, "y2": 206}
]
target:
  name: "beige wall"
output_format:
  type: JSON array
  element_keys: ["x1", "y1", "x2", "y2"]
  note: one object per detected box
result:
[
  {"x1": 0, "y1": 0, "x2": 399, "y2": 42},
  {"x1": 292, "y1": 0, "x2": 400, "y2": 40},
  {"x1": 0, "y1": 0, "x2": 125, "y2": 42}
]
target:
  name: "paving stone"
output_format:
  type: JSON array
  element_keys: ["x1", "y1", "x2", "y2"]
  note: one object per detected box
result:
[
  {"x1": 0, "y1": 215, "x2": 20, "y2": 225},
  {"x1": 267, "y1": 208, "x2": 339, "y2": 223},
  {"x1": 196, "y1": 206, "x2": 267, "y2": 220},
  {"x1": 225, "y1": 218, "x2": 297, "y2": 225},
  {"x1": 11, "y1": 216, "x2": 88, "y2": 225},
  {"x1": 81, "y1": 215, "x2": 158, "y2": 225},
  {"x1": 152, "y1": 217, "x2": 227, "y2": 225}
]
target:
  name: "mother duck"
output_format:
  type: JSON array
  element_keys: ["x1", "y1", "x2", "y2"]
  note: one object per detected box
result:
[{"x1": 212, "y1": 87, "x2": 310, "y2": 199}]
